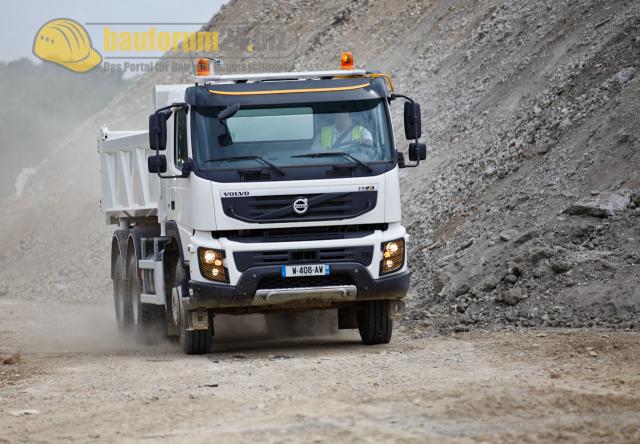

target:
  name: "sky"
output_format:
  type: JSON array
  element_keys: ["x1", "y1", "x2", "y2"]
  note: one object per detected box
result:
[{"x1": 0, "y1": 0, "x2": 227, "y2": 62}]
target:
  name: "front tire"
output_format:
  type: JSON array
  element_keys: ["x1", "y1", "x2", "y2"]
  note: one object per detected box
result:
[
  {"x1": 173, "y1": 262, "x2": 212, "y2": 354},
  {"x1": 357, "y1": 301, "x2": 393, "y2": 345}
]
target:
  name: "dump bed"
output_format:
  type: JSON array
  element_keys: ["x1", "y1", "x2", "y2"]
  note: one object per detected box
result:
[{"x1": 98, "y1": 129, "x2": 160, "y2": 224}]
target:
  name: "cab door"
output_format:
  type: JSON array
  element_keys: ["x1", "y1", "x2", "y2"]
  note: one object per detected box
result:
[{"x1": 166, "y1": 108, "x2": 191, "y2": 240}]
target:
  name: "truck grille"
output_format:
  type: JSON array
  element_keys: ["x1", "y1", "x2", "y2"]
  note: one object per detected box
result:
[
  {"x1": 234, "y1": 246, "x2": 374, "y2": 272},
  {"x1": 213, "y1": 224, "x2": 388, "y2": 243},
  {"x1": 221, "y1": 191, "x2": 377, "y2": 223}
]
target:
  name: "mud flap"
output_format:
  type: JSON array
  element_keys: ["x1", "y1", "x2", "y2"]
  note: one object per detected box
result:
[
  {"x1": 188, "y1": 310, "x2": 210, "y2": 331},
  {"x1": 390, "y1": 300, "x2": 406, "y2": 320}
]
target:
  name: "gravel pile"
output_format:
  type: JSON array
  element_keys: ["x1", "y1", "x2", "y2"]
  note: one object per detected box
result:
[{"x1": 394, "y1": 0, "x2": 640, "y2": 331}]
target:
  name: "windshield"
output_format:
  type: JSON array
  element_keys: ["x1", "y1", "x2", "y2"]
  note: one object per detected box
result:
[{"x1": 193, "y1": 99, "x2": 393, "y2": 170}]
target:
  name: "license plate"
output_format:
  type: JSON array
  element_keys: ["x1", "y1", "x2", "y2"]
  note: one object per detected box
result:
[{"x1": 281, "y1": 264, "x2": 331, "y2": 278}]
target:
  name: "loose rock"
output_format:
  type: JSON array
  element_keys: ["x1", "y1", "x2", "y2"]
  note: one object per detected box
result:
[
  {"x1": 550, "y1": 260, "x2": 572, "y2": 274},
  {"x1": 497, "y1": 287, "x2": 528, "y2": 306},
  {"x1": 9, "y1": 409, "x2": 40, "y2": 417},
  {"x1": 563, "y1": 190, "x2": 632, "y2": 218},
  {"x1": 2, "y1": 352, "x2": 21, "y2": 365}
]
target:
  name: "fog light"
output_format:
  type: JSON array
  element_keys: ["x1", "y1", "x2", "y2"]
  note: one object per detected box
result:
[
  {"x1": 198, "y1": 248, "x2": 228, "y2": 282},
  {"x1": 380, "y1": 238, "x2": 405, "y2": 275}
]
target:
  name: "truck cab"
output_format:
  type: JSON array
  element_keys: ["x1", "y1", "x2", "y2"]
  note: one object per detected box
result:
[{"x1": 100, "y1": 53, "x2": 426, "y2": 354}]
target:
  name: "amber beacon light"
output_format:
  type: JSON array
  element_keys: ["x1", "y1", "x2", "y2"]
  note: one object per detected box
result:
[
  {"x1": 196, "y1": 58, "x2": 211, "y2": 76},
  {"x1": 340, "y1": 51, "x2": 354, "y2": 70}
]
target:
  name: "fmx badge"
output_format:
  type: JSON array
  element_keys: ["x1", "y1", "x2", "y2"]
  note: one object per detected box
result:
[{"x1": 33, "y1": 19, "x2": 102, "y2": 73}]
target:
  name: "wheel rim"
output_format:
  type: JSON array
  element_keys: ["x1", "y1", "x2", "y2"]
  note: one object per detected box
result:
[
  {"x1": 131, "y1": 271, "x2": 140, "y2": 326},
  {"x1": 113, "y1": 262, "x2": 126, "y2": 326},
  {"x1": 172, "y1": 287, "x2": 181, "y2": 327},
  {"x1": 115, "y1": 288, "x2": 125, "y2": 322}
]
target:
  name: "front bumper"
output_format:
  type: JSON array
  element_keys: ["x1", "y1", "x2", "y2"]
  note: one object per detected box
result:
[{"x1": 184, "y1": 263, "x2": 410, "y2": 311}]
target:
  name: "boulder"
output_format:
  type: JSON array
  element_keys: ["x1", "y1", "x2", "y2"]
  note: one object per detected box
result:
[
  {"x1": 563, "y1": 190, "x2": 632, "y2": 218},
  {"x1": 497, "y1": 287, "x2": 528, "y2": 306},
  {"x1": 550, "y1": 260, "x2": 572, "y2": 274}
]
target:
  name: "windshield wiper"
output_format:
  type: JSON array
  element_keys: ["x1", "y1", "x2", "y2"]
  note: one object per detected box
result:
[
  {"x1": 292, "y1": 152, "x2": 373, "y2": 173},
  {"x1": 202, "y1": 155, "x2": 285, "y2": 176}
]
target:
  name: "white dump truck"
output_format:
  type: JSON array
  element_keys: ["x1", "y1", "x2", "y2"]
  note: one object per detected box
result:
[{"x1": 99, "y1": 53, "x2": 426, "y2": 354}]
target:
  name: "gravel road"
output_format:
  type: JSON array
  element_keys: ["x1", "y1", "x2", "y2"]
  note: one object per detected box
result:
[{"x1": 1, "y1": 299, "x2": 639, "y2": 443}]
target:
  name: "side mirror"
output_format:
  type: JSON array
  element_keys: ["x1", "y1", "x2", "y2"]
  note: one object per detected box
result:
[
  {"x1": 148, "y1": 154, "x2": 167, "y2": 173},
  {"x1": 403, "y1": 102, "x2": 422, "y2": 140},
  {"x1": 148, "y1": 110, "x2": 171, "y2": 150},
  {"x1": 408, "y1": 143, "x2": 427, "y2": 161}
]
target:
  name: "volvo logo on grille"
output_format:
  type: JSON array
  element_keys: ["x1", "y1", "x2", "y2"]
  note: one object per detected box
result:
[{"x1": 293, "y1": 197, "x2": 309, "y2": 215}]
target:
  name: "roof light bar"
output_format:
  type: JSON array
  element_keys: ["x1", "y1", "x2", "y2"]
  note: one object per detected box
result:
[{"x1": 196, "y1": 69, "x2": 367, "y2": 84}]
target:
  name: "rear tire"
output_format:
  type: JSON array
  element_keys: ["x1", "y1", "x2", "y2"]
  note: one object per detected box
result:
[
  {"x1": 128, "y1": 254, "x2": 165, "y2": 343},
  {"x1": 174, "y1": 262, "x2": 212, "y2": 354},
  {"x1": 113, "y1": 254, "x2": 131, "y2": 331},
  {"x1": 357, "y1": 301, "x2": 393, "y2": 345}
]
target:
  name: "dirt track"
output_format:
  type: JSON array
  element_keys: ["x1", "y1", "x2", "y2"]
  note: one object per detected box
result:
[{"x1": 1, "y1": 299, "x2": 639, "y2": 443}]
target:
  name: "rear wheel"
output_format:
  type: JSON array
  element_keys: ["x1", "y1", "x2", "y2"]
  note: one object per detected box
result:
[
  {"x1": 128, "y1": 254, "x2": 165, "y2": 343},
  {"x1": 173, "y1": 262, "x2": 212, "y2": 354},
  {"x1": 357, "y1": 301, "x2": 393, "y2": 345},
  {"x1": 112, "y1": 254, "x2": 131, "y2": 331}
]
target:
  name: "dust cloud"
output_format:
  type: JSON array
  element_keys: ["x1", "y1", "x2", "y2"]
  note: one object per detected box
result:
[
  {"x1": 0, "y1": 300, "x2": 171, "y2": 354},
  {"x1": 216, "y1": 310, "x2": 339, "y2": 342},
  {"x1": 0, "y1": 298, "x2": 341, "y2": 354}
]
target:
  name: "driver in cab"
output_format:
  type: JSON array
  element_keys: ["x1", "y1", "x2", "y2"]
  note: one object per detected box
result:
[{"x1": 316, "y1": 112, "x2": 373, "y2": 149}]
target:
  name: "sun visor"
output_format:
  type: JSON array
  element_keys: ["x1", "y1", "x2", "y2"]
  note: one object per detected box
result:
[{"x1": 185, "y1": 77, "x2": 387, "y2": 107}]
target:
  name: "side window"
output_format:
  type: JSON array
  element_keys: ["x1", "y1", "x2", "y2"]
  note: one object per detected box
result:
[{"x1": 174, "y1": 109, "x2": 188, "y2": 168}]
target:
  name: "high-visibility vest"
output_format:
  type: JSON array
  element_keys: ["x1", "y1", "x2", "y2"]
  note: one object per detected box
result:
[{"x1": 319, "y1": 126, "x2": 365, "y2": 149}]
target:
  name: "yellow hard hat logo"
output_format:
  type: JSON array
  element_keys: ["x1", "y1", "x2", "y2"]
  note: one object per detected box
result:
[{"x1": 33, "y1": 19, "x2": 102, "y2": 73}]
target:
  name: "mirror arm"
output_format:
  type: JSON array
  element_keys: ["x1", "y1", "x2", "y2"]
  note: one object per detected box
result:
[
  {"x1": 156, "y1": 153, "x2": 191, "y2": 179},
  {"x1": 399, "y1": 153, "x2": 421, "y2": 168},
  {"x1": 390, "y1": 93, "x2": 415, "y2": 104},
  {"x1": 155, "y1": 102, "x2": 188, "y2": 114}
]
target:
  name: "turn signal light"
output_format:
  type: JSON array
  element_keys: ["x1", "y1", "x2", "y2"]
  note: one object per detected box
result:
[
  {"x1": 340, "y1": 51, "x2": 354, "y2": 70},
  {"x1": 196, "y1": 58, "x2": 210, "y2": 76},
  {"x1": 380, "y1": 239, "x2": 405, "y2": 275},
  {"x1": 198, "y1": 248, "x2": 228, "y2": 282}
]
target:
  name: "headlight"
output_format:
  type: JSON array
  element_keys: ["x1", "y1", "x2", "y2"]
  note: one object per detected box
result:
[
  {"x1": 380, "y1": 239, "x2": 405, "y2": 275},
  {"x1": 198, "y1": 248, "x2": 228, "y2": 282}
]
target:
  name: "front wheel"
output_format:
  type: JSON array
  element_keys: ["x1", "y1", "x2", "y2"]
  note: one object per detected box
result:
[
  {"x1": 357, "y1": 301, "x2": 393, "y2": 345},
  {"x1": 173, "y1": 262, "x2": 212, "y2": 354}
]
